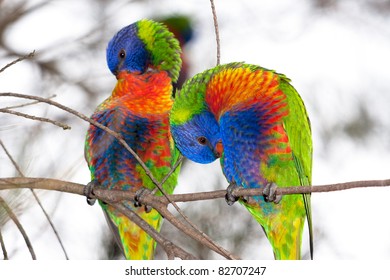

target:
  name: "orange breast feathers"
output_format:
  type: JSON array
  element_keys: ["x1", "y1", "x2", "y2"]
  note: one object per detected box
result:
[
  {"x1": 205, "y1": 67, "x2": 281, "y2": 121},
  {"x1": 112, "y1": 70, "x2": 174, "y2": 115}
]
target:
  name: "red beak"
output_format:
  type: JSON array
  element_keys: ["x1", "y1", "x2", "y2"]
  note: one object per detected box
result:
[{"x1": 214, "y1": 141, "x2": 223, "y2": 158}]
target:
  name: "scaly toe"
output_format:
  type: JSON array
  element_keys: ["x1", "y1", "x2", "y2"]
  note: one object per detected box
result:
[
  {"x1": 134, "y1": 188, "x2": 151, "y2": 208},
  {"x1": 84, "y1": 180, "x2": 98, "y2": 206},
  {"x1": 225, "y1": 182, "x2": 242, "y2": 206},
  {"x1": 263, "y1": 182, "x2": 282, "y2": 204}
]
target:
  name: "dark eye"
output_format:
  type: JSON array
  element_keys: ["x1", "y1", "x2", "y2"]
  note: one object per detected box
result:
[
  {"x1": 118, "y1": 49, "x2": 126, "y2": 59},
  {"x1": 197, "y1": 136, "x2": 207, "y2": 145}
]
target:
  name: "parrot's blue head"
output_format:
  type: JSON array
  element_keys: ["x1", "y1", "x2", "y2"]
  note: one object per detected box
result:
[
  {"x1": 106, "y1": 19, "x2": 181, "y2": 80},
  {"x1": 106, "y1": 22, "x2": 149, "y2": 76},
  {"x1": 171, "y1": 111, "x2": 222, "y2": 164}
]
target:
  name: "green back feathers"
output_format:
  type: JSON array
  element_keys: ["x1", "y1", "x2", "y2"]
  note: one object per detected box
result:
[
  {"x1": 170, "y1": 66, "x2": 218, "y2": 126},
  {"x1": 278, "y1": 79, "x2": 312, "y2": 184},
  {"x1": 278, "y1": 74, "x2": 313, "y2": 259},
  {"x1": 137, "y1": 19, "x2": 182, "y2": 82}
]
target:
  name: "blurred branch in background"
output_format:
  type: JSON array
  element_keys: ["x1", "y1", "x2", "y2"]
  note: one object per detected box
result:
[
  {"x1": 0, "y1": 138, "x2": 69, "y2": 259},
  {"x1": 0, "y1": 195, "x2": 35, "y2": 259},
  {"x1": 312, "y1": 0, "x2": 390, "y2": 14}
]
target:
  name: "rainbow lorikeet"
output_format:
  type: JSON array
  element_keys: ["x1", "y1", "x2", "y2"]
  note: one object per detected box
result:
[
  {"x1": 85, "y1": 19, "x2": 182, "y2": 259},
  {"x1": 170, "y1": 62, "x2": 313, "y2": 259},
  {"x1": 157, "y1": 15, "x2": 194, "y2": 90}
]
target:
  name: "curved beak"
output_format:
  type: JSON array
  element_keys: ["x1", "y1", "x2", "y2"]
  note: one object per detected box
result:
[{"x1": 213, "y1": 141, "x2": 224, "y2": 158}]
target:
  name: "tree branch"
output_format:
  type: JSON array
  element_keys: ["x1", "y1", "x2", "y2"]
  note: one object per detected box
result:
[
  {"x1": 0, "y1": 51, "x2": 35, "y2": 74},
  {"x1": 0, "y1": 139, "x2": 69, "y2": 260},
  {"x1": 1, "y1": 94, "x2": 57, "y2": 110},
  {"x1": 0, "y1": 196, "x2": 36, "y2": 259},
  {"x1": 0, "y1": 108, "x2": 71, "y2": 130},
  {"x1": 2, "y1": 176, "x2": 390, "y2": 259},
  {"x1": 2, "y1": 177, "x2": 390, "y2": 205},
  {"x1": 0, "y1": 227, "x2": 8, "y2": 260},
  {"x1": 112, "y1": 203, "x2": 196, "y2": 260},
  {"x1": 210, "y1": 0, "x2": 221, "y2": 65}
]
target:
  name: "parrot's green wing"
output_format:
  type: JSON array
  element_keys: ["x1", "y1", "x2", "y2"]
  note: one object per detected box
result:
[{"x1": 280, "y1": 77, "x2": 313, "y2": 259}]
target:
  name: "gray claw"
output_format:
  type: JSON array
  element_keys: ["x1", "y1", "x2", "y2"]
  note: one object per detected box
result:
[
  {"x1": 84, "y1": 180, "x2": 98, "y2": 206},
  {"x1": 134, "y1": 188, "x2": 153, "y2": 212},
  {"x1": 144, "y1": 205, "x2": 152, "y2": 213},
  {"x1": 262, "y1": 182, "x2": 282, "y2": 204},
  {"x1": 225, "y1": 182, "x2": 242, "y2": 206}
]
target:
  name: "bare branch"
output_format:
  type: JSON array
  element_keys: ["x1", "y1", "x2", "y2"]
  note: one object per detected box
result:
[
  {"x1": 1, "y1": 94, "x2": 57, "y2": 110},
  {"x1": 0, "y1": 228, "x2": 8, "y2": 260},
  {"x1": 0, "y1": 178, "x2": 85, "y2": 195},
  {"x1": 0, "y1": 51, "x2": 35, "y2": 74},
  {"x1": 0, "y1": 108, "x2": 71, "y2": 130},
  {"x1": 112, "y1": 203, "x2": 196, "y2": 260},
  {"x1": 2, "y1": 177, "x2": 390, "y2": 259},
  {"x1": 0, "y1": 196, "x2": 36, "y2": 259},
  {"x1": 86, "y1": 178, "x2": 390, "y2": 205},
  {"x1": 0, "y1": 140, "x2": 24, "y2": 176},
  {"x1": 2, "y1": 177, "x2": 390, "y2": 205},
  {"x1": 0, "y1": 139, "x2": 69, "y2": 260},
  {"x1": 160, "y1": 155, "x2": 184, "y2": 187},
  {"x1": 210, "y1": 0, "x2": 221, "y2": 65},
  {"x1": 140, "y1": 195, "x2": 240, "y2": 260},
  {"x1": 150, "y1": 154, "x2": 236, "y2": 259}
]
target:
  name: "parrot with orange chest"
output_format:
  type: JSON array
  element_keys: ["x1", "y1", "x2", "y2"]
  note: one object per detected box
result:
[
  {"x1": 170, "y1": 62, "x2": 313, "y2": 259},
  {"x1": 84, "y1": 19, "x2": 182, "y2": 259}
]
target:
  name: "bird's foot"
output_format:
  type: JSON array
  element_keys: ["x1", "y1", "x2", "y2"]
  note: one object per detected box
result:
[
  {"x1": 262, "y1": 182, "x2": 282, "y2": 204},
  {"x1": 84, "y1": 179, "x2": 98, "y2": 206},
  {"x1": 225, "y1": 182, "x2": 247, "y2": 206},
  {"x1": 134, "y1": 188, "x2": 153, "y2": 213}
]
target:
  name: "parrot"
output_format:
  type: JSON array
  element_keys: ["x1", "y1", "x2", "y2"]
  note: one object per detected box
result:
[
  {"x1": 157, "y1": 15, "x2": 194, "y2": 91},
  {"x1": 84, "y1": 19, "x2": 182, "y2": 260},
  {"x1": 169, "y1": 62, "x2": 313, "y2": 260}
]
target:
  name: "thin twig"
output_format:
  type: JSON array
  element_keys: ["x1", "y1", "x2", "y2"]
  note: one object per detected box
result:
[
  {"x1": 0, "y1": 140, "x2": 69, "y2": 260},
  {"x1": 112, "y1": 203, "x2": 196, "y2": 260},
  {"x1": 0, "y1": 51, "x2": 35, "y2": 74},
  {"x1": 157, "y1": 154, "x2": 234, "y2": 258},
  {"x1": 0, "y1": 140, "x2": 24, "y2": 176},
  {"x1": 1, "y1": 94, "x2": 57, "y2": 110},
  {"x1": 148, "y1": 156, "x2": 238, "y2": 259},
  {"x1": 0, "y1": 228, "x2": 8, "y2": 260},
  {"x1": 0, "y1": 178, "x2": 85, "y2": 195},
  {"x1": 160, "y1": 155, "x2": 184, "y2": 186},
  {"x1": 0, "y1": 108, "x2": 71, "y2": 130},
  {"x1": 135, "y1": 196, "x2": 240, "y2": 260},
  {"x1": 210, "y1": 0, "x2": 221, "y2": 65},
  {"x1": 0, "y1": 196, "x2": 36, "y2": 259}
]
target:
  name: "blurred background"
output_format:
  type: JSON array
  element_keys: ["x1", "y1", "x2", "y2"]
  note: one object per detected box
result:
[{"x1": 1, "y1": 0, "x2": 390, "y2": 259}]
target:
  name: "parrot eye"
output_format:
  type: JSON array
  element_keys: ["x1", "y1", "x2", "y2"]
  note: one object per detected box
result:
[
  {"x1": 118, "y1": 49, "x2": 126, "y2": 59},
  {"x1": 197, "y1": 136, "x2": 207, "y2": 145}
]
